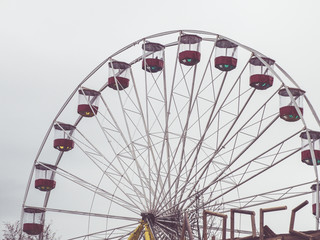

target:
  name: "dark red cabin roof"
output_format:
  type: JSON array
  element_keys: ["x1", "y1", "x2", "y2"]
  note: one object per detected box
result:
[
  {"x1": 142, "y1": 42, "x2": 165, "y2": 52},
  {"x1": 24, "y1": 207, "x2": 45, "y2": 214},
  {"x1": 108, "y1": 61, "x2": 130, "y2": 70},
  {"x1": 179, "y1": 34, "x2": 202, "y2": 44},
  {"x1": 54, "y1": 122, "x2": 76, "y2": 131},
  {"x1": 249, "y1": 57, "x2": 275, "y2": 66},
  {"x1": 35, "y1": 163, "x2": 57, "y2": 171},
  {"x1": 300, "y1": 131, "x2": 320, "y2": 140},
  {"x1": 216, "y1": 39, "x2": 238, "y2": 48},
  {"x1": 278, "y1": 88, "x2": 305, "y2": 97},
  {"x1": 78, "y1": 88, "x2": 100, "y2": 97}
]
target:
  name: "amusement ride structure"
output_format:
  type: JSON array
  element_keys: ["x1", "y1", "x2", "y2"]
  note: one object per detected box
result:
[{"x1": 21, "y1": 30, "x2": 320, "y2": 240}]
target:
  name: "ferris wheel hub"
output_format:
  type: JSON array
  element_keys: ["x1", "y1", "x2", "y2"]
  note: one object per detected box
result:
[{"x1": 141, "y1": 212, "x2": 156, "y2": 225}]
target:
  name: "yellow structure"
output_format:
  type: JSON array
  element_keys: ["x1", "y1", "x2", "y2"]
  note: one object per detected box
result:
[{"x1": 128, "y1": 220, "x2": 155, "y2": 240}]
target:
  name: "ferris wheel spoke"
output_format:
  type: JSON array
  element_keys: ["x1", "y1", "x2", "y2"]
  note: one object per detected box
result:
[
  {"x1": 156, "y1": 37, "x2": 209, "y2": 207},
  {"x1": 156, "y1": 72, "x2": 229, "y2": 213},
  {"x1": 152, "y1": 43, "x2": 183, "y2": 210},
  {"x1": 24, "y1": 205, "x2": 140, "y2": 222},
  {"x1": 192, "y1": 130, "x2": 304, "y2": 210},
  {"x1": 154, "y1": 102, "x2": 191, "y2": 209},
  {"x1": 208, "y1": 89, "x2": 256, "y2": 155},
  {"x1": 142, "y1": 100, "x2": 169, "y2": 189},
  {"x1": 109, "y1": 64, "x2": 153, "y2": 210},
  {"x1": 178, "y1": 87, "x2": 257, "y2": 209},
  {"x1": 50, "y1": 166, "x2": 141, "y2": 214},
  {"x1": 75, "y1": 128, "x2": 149, "y2": 202},
  {"x1": 206, "y1": 90, "x2": 280, "y2": 153},
  {"x1": 102, "y1": 88, "x2": 157, "y2": 210},
  {"x1": 182, "y1": 115, "x2": 281, "y2": 211},
  {"x1": 151, "y1": 53, "x2": 176, "y2": 210},
  {"x1": 209, "y1": 181, "x2": 314, "y2": 212},
  {"x1": 180, "y1": 87, "x2": 281, "y2": 204},
  {"x1": 146, "y1": 97, "x2": 166, "y2": 132},
  {"x1": 156, "y1": 221, "x2": 179, "y2": 237},
  {"x1": 144, "y1": 68, "x2": 165, "y2": 101},
  {"x1": 171, "y1": 57, "x2": 252, "y2": 200},
  {"x1": 64, "y1": 125, "x2": 152, "y2": 211},
  {"x1": 160, "y1": 64, "x2": 250, "y2": 211},
  {"x1": 160, "y1": 111, "x2": 280, "y2": 215},
  {"x1": 173, "y1": 65, "x2": 200, "y2": 207},
  {"x1": 67, "y1": 222, "x2": 138, "y2": 240},
  {"x1": 100, "y1": 95, "x2": 139, "y2": 157},
  {"x1": 131, "y1": 68, "x2": 168, "y2": 208},
  {"x1": 170, "y1": 67, "x2": 228, "y2": 190}
]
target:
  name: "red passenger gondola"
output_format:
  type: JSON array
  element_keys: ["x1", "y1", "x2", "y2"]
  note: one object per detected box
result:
[
  {"x1": 53, "y1": 123, "x2": 75, "y2": 151},
  {"x1": 108, "y1": 61, "x2": 131, "y2": 90},
  {"x1": 249, "y1": 57, "x2": 275, "y2": 90},
  {"x1": 311, "y1": 184, "x2": 320, "y2": 215},
  {"x1": 278, "y1": 88, "x2": 305, "y2": 122},
  {"x1": 215, "y1": 39, "x2": 238, "y2": 71},
  {"x1": 142, "y1": 42, "x2": 165, "y2": 73},
  {"x1": 34, "y1": 163, "x2": 57, "y2": 191},
  {"x1": 178, "y1": 34, "x2": 202, "y2": 66},
  {"x1": 300, "y1": 131, "x2": 320, "y2": 165},
  {"x1": 23, "y1": 208, "x2": 45, "y2": 235},
  {"x1": 78, "y1": 88, "x2": 100, "y2": 117}
]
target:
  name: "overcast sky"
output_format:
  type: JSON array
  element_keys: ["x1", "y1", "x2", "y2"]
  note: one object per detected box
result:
[{"x1": 1, "y1": 0, "x2": 320, "y2": 238}]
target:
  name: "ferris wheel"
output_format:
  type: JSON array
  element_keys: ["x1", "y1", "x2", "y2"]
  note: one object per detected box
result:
[{"x1": 21, "y1": 30, "x2": 320, "y2": 240}]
